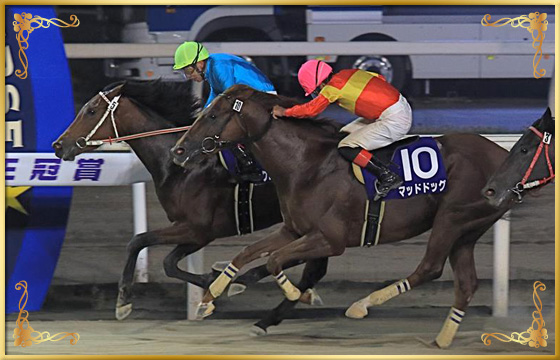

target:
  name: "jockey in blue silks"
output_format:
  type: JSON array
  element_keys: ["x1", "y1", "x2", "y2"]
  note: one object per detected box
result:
[{"x1": 173, "y1": 41, "x2": 276, "y2": 182}]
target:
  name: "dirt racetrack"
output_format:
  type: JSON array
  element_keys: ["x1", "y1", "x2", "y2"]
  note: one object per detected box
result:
[{"x1": 5, "y1": 157, "x2": 556, "y2": 356}]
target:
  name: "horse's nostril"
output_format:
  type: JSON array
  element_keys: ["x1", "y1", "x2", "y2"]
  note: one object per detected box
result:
[
  {"x1": 485, "y1": 188, "x2": 495, "y2": 197},
  {"x1": 174, "y1": 147, "x2": 185, "y2": 156},
  {"x1": 53, "y1": 142, "x2": 62, "y2": 150}
]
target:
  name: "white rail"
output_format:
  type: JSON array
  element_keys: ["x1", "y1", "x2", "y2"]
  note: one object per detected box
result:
[{"x1": 65, "y1": 41, "x2": 555, "y2": 59}]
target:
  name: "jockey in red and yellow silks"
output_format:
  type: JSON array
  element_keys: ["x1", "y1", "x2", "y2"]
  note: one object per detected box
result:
[{"x1": 272, "y1": 60, "x2": 413, "y2": 198}]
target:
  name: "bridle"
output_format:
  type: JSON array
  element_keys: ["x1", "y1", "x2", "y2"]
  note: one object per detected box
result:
[
  {"x1": 75, "y1": 89, "x2": 191, "y2": 149},
  {"x1": 511, "y1": 125, "x2": 555, "y2": 202},
  {"x1": 198, "y1": 95, "x2": 273, "y2": 154}
]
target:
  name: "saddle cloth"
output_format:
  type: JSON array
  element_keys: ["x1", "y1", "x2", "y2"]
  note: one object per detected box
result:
[
  {"x1": 351, "y1": 136, "x2": 448, "y2": 247},
  {"x1": 352, "y1": 136, "x2": 448, "y2": 200},
  {"x1": 218, "y1": 149, "x2": 271, "y2": 184}
]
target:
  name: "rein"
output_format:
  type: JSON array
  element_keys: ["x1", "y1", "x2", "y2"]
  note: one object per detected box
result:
[
  {"x1": 200, "y1": 97, "x2": 273, "y2": 154},
  {"x1": 511, "y1": 125, "x2": 555, "y2": 201},
  {"x1": 76, "y1": 90, "x2": 190, "y2": 148}
]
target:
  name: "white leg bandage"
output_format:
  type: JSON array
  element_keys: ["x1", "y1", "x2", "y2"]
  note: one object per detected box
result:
[
  {"x1": 367, "y1": 279, "x2": 411, "y2": 306},
  {"x1": 346, "y1": 279, "x2": 411, "y2": 319},
  {"x1": 275, "y1": 271, "x2": 301, "y2": 301},
  {"x1": 208, "y1": 263, "x2": 239, "y2": 298},
  {"x1": 435, "y1": 307, "x2": 465, "y2": 348}
]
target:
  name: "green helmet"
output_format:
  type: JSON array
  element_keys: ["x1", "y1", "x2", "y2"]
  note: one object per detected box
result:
[{"x1": 173, "y1": 41, "x2": 210, "y2": 70}]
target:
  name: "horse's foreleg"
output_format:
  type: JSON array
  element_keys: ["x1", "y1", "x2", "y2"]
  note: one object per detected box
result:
[
  {"x1": 228, "y1": 259, "x2": 304, "y2": 297},
  {"x1": 252, "y1": 257, "x2": 329, "y2": 335},
  {"x1": 435, "y1": 240, "x2": 478, "y2": 348},
  {"x1": 265, "y1": 233, "x2": 341, "y2": 301},
  {"x1": 196, "y1": 226, "x2": 297, "y2": 319},
  {"x1": 163, "y1": 244, "x2": 207, "y2": 287},
  {"x1": 116, "y1": 224, "x2": 210, "y2": 320},
  {"x1": 116, "y1": 231, "x2": 160, "y2": 320}
]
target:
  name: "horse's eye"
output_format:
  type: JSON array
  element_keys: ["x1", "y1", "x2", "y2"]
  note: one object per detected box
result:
[
  {"x1": 210, "y1": 114, "x2": 216, "y2": 119},
  {"x1": 521, "y1": 147, "x2": 528, "y2": 154},
  {"x1": 87, "y1": 109, "x2": 96, "y2": 115}
]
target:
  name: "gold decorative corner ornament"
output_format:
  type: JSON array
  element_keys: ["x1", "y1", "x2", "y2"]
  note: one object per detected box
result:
[
  {"x1": 481, "y1": 12, "x2": 548, "y2": 79},
  {"x1": 12, "y1": 12, "x2": 80, "y2": 79},
  {"x1": 481, "y1": 281, "x2": 547, "y2": 348},
  {"x1": 13, "y1": 281, "x2": 80, "y2": 347}
]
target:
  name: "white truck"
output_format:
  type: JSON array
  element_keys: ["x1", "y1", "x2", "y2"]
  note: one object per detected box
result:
[{"x1": 105, "y1": 5, "x2": 555, "y2": 93}]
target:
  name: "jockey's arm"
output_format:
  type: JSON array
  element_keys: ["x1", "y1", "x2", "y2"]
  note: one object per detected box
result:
[
  {"x1": 284, "y1": 95, "x2": 331, "y2": 118},
  {"x1": 205, "y1": 61, "x2": 236, "y2": 108},
  {"x1": 204, "y1": 86, "x2": 218, "y2": 108}
]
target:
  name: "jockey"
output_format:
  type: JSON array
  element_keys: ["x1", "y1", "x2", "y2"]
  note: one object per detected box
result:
[
  {"x1": 272, "y1": 59, "x2": 413, "y2": 198},
  {"x1": 173, "y1": 41, "x2": 276, "y2": 183}
]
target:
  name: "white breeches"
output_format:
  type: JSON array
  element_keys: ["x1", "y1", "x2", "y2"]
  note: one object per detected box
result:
[{"x1": 338, "y1": 94, "x2": 413, "y2": 150}]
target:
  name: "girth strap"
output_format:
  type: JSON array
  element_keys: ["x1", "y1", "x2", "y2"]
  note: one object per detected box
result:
[
  {"x1": 234, "y1": 182, "x2": 254, "y2": 235},
  {"x1": 361, "y1": 199, "x2": 385, "y2": 247}
]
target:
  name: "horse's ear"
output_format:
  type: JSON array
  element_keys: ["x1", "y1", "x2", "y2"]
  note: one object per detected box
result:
[
  {"x1": 543, "y1": 107, "x2": 552, "y2": 121},
  {"x1": 542, "y1": 107, "x2": 555, "y2": 134},
  {"x1": 115, "y1": 83, "x2": 125, "y2": 94}
]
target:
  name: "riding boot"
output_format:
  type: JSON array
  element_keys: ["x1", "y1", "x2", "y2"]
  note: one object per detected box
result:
[
  {"x1": 338, "y1": 147, "x2": 403, "y2": 198},
  {"x1": 232, "y1": 145, "x2": 265, "y2": 183},
  {"x1": 366, "y1": 155, "x2": 403, "y2": 198}
]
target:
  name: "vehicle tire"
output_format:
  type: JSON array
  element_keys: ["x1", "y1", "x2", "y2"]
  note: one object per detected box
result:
[{"x1": 334, "y1": 35, "x2": 411, "y2": 92}]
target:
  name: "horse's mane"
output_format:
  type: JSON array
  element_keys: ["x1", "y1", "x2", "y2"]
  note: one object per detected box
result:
[
  {"x1": 242, "y1": 88, "x2": 346, "y2": 142},
  {"x1": 103, "y1": 79, "x2": 202, "y2": 126}
]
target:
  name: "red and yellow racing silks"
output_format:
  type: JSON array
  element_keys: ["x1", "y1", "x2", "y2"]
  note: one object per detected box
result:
[{"x1": 285, "y1": 69, "x2": 400, "y2": 120}]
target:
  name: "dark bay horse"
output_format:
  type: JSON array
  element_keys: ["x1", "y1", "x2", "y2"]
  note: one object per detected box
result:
[
  {"x1": 483, "y1": 108, "x2": 555, "y2": 208},
  {"x1": 172, "y1": 84, "x2": 510, "y2": 348},
  {"x1": 53, "y1": 80, "x2": 294, "y2": 321}
]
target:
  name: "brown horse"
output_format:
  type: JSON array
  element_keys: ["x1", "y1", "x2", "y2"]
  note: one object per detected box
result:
[
  {"x1": 172, "y1": 84, "x2": 511, "y2": 347},
  {"x1": 483, "y1": 108, "x2": 555, "y2": 208},
  {"x1": 52, "y1": 80, "x2": 300, "y2": 321}
]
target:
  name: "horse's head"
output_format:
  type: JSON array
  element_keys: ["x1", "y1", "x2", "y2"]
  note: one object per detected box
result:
[
  {"x1": 53, "y1": 83, "x2": 125, "y2": 161},
  {"x1": 483, "y1": 108, "x2": 555, "y2": 208},
  {"x1": 171, "y1": 85, "x2": 274, "y2": 168}
]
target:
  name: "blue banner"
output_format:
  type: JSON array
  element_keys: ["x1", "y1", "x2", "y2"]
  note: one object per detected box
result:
[{"x1": 6, "y1": 5, "x2": 75, "y2": 312}]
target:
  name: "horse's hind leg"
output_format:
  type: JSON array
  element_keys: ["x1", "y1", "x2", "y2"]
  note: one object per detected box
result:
[
  {"x1": 346, "y1": 210, "x2": 460, "y2": 319},
  {"x1": 251, "y1": 257, "x2": 329, "y2": 335},
  {"x1": 435, "y1": 240, "x2": 478, "y2": 348},
  {"x1": 116, "y1": 224, "x2": 210, "y2": 320}
]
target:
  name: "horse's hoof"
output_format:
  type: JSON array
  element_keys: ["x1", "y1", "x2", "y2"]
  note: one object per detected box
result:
[
  {"x1": 249, "y1": 325, "x2": 267, "y2": 337},
  {"x1": 195, "y1": 301, "x2": 215, "y2": 320},
  {"x1": 227, "y1": 283, "x2": 247, "y2": 297},
  {"x1": 434, "y1": 337, "x2": 452, "y2": 349},
  {"x1": 345, "y1": 301, "x2": 368, "y2": 319},
  {"x1": 307, "y1": 288, "x2": 324, "y2": 306},
  {"x1": 115, "y1": 303, "x2": 132, "y2": 321},
  {"x1": 284, "y1": 287, "x2": 301, "y2": 301},
  {"x1": 211, "y1": 261, "x2": 230, "y2": 272}
]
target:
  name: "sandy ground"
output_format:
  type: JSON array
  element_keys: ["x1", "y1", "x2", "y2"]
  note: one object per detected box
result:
[{"x1": 6, "y1": 314, "x2": 555, "y2": 356}]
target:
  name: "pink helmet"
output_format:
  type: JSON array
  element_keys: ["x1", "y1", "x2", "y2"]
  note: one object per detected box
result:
[{"x1": 297, "y1": 60, "x2": 333, "y2": 96}]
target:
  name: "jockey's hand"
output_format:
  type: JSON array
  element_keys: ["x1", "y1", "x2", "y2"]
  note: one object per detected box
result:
[{"x1": 272, "y1": 105, "x2": 286, "y2": 119}]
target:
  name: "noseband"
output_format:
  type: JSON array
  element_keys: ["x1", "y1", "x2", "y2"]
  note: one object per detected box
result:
[
  {"x1": 76, "y1": 90, "x2": 121, "y2": 148},
  {"x1": 511, "y1": 125, "x2": 555, "y2": 202},
  {"x1": 199, "y1": 96, "x2": 273, "y2": 154}
]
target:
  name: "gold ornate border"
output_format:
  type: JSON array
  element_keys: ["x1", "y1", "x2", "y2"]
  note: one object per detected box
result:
[
  {"x1": 481, "y1": 281, "x2": 548, "y2": 348},
  {"x1": 481, "y1": 12, "x2": 548, "y2": 79},
  {"x1": 12, "y1": 281, "x2": 80, "y2": 347},
  {"x1": 12, "y1": 12, "x2": 79, "y2": 79}
]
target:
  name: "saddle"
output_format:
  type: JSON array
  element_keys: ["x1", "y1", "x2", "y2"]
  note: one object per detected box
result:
[{"x1": 351, "y1": 136, "x2": 448, "y2": 247}]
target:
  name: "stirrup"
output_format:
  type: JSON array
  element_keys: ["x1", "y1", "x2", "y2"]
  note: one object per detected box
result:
[{"x1": 373, "y1": 178, "x2": 403, "y2": 200}]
